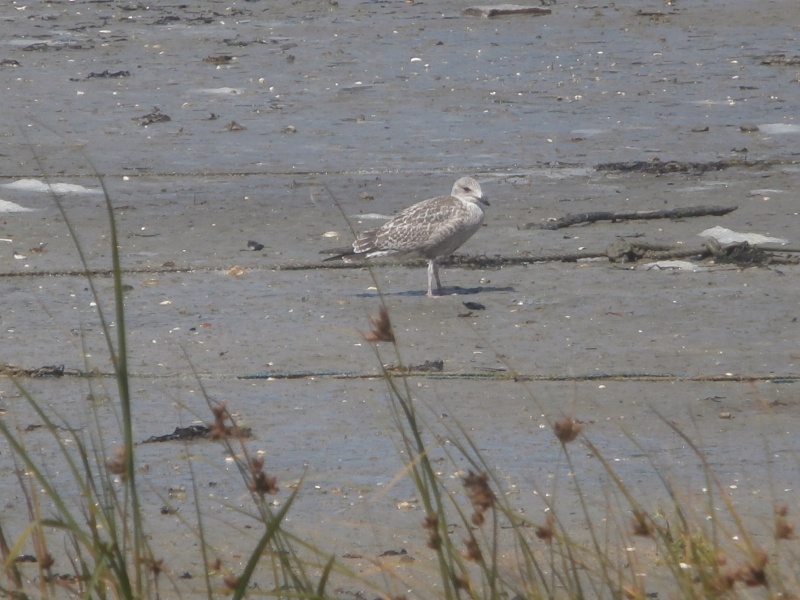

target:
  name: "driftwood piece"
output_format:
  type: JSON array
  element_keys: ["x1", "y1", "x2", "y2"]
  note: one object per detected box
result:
[{"x1": 526, "y1": 205, "x2": 738, "y2": 231}]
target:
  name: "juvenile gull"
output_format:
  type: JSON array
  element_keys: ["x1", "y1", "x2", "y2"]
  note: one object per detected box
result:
[{"x1": 323, "y1": 177, "x2": 489, "y2": 296}]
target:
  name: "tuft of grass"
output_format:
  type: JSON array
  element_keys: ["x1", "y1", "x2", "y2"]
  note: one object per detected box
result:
[
  {"x1": 356, "y1": 297, "x2": 799, "y2": 599},
  {"x1": 0, "y1": 138, "x2": 369, "y2": 600}
]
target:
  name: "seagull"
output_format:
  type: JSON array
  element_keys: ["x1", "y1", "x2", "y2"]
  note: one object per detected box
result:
[{"x1": 322, "y1": 177, "x2": 489, "y2": 296}]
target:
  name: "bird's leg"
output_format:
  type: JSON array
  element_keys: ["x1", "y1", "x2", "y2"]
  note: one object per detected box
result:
[
  {"x1": 427, "y1": 260, "x2": 443, "y2": 297},
  {"x1": 432, "y1": 260, "x2": 442, "y2": 293}
]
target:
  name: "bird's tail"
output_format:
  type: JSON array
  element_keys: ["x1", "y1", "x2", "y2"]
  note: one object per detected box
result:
[{"x1": 320, "y1": 245, "x2": 357, "y2": 261}]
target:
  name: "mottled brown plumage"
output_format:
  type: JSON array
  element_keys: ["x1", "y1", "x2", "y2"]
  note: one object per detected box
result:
[{"x1": 323, "y1": 177, "x2": 489, "y2": 296}]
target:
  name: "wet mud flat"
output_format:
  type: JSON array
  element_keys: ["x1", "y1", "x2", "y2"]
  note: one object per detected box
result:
[{"x1": 2, "y1": 0, "x2": 800, "y2": 596}]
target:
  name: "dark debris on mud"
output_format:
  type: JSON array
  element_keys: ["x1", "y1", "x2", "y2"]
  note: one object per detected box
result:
[
  {"x1": 463, "y1": 5, "x2": 551, "y2": 18},
  {"x1": 88, "y1": 69, "x2": 131, "y2": 79},
  {"x1": 135, "y1": 106, "x2": 171, "y2": 126},
  {"x1": 2, "y1": 364, "x2": 73, "y2": 378},
  {"x1": 760, "y1": 53, "x2": 800, "y2": 66},
  {"x1": 142, "y1": 425, "x2": 211, "y2": 443},
  {"x1": 607, "y1": 239, "x2": 799, "y2": 266},
  {"x1": 595, "y1": 157, "x2": 798, "y2": 175},
  {"x1": 141, "y1": 423, "x2": 253, "y2": 444},
  {"x1": 705, "y1": 239, "x2": 794, "y2": 266},
  {"x1": 69, "y1": 70, "x2": 131, "y2": 82},
  {"x1": 387, "y1": 359, "x2": 445, "y2": 373}
]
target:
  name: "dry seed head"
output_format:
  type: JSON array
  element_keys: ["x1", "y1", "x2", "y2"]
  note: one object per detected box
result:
[
  {"x1": 211, "y1": 402, "x2": 227, "y2": 422},
  {"x1": 39, "y1": 553, "x2": 55, "y2": 570},
  {"x1": 775, "y1": 504, "x2": 795, "y2": 540},
  {"x1": 535, "y1": 513, "x2": 555, "y2": 544},
  {"x1": 144, "y1": 557, "x2": 164, "y2": 577},
  {"x1": 553, "y1": 416, "x2": 582, "y2": 444},
  {"x1": 426, "y1": 531, "x2": 442, "y2": 550},
  {"x1": 247, "y1": 457, "x2": 279, "y2": 496},
  {"x1": 423, "y1": 514, "x2": 438, "y2": 530},
  {"x1": 209, "y1": 402, "x2": 230, "y2": 440},
  {"x1": 622, "y1": 586, "x2": 646, "y2": 600},
  {"x1": 463, "y1": 471, "x2": 495, "y2": 510},
  {"x1": 631, "y1": 509, "x2": 653, "y2": 537},
  {"x1": 733, "y1": 547, "x2": 768, "y2": 587},
  {"x1": 776, "y1": 517, "x2": 796, "y2": 540},
  {"x1": 453, "y1": 574, "x2": 471, "y2": 591},
  {"x1": 709, "y1": 572, "x2": 736, "y2": 593},
  {"x1": 463, "y1": 471, "x2": 495, "y2": 526},
  {"x1": 209, "y1": 402, "x2": 250, "y2": 440},
  {"x1": 363, "y1": 306, "x2": 395, "y2": 343},
  {"x1": 106, "y1": 446, "x2": 127, "y2": 478},
  {"x1": 424, "y1": 515, "x2": 442, "y2": 549},
  {"x1": 463, "y1": 537, "x2": 482, "y2": 562},
  {"x1": 249, "y1": 455, "x2": 265, "y2": 474},
  {"x1": 249, "y1": 472, "x2": 279, "y2": 496}
]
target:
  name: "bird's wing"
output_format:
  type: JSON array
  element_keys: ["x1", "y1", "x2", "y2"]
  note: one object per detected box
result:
[{"x1": 357, "y1": 196, "x2": 464, "y2": 254}]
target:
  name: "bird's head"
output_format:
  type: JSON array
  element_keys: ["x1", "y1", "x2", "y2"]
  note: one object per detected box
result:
[{"x1": 452, "y1": 177, "x2": 490, "y2": 207}]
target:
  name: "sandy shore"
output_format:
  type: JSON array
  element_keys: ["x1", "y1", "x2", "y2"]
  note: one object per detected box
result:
[{"x1": 1, "y1": 0, "x2": 799, "y2": 595}]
